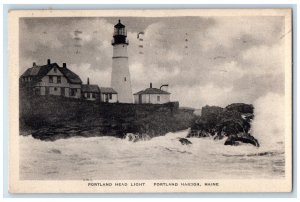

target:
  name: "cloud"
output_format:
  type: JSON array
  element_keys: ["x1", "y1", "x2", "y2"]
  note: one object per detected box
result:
[
  {"x1": 242, "y1": 43, "x2": 284, "y2": 76},
  {"x1": 198, "y1": 17, "x2": 284, "y2": 51},
  {"x1": 69, "y1": 63, "x2": 111, "y2": 87},
  {"x1": 172, "y1": 84, "x2": 235, "y2": 108}
]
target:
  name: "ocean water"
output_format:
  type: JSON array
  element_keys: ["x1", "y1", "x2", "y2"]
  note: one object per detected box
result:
[{"x1": 19, "y1": 129, "x2": 285, "y2": 180}]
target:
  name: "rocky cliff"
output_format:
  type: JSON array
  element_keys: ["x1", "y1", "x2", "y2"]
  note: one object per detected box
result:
[{"x1": 187, "y1": 103, "x2": 259, "y2": 147}]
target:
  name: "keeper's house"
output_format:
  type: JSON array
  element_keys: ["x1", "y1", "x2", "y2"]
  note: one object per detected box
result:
[
  {"x1": 20, "y1": 59, "x2": 82, "y2": 98},
  {"x1": 133, "y1": 83, "x2": 171, "y2": 104}
]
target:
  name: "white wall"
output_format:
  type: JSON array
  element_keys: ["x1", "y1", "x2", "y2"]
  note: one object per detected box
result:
[
  {"x1": 49, "y1": 86, "x2": 61, "y2": 96},
  {"x1": 111, "y1": 94, "x2": 118, "y2": 103},
  {"x1": 40, "y1": 86, "x2": 45, "y2": 95},
  {"x1": 69, "y1": 84, "x2": 81, "y2": 98},
  {"x1": 28, "y1": 67, "x2": 81, "y2": 98},
  {"x1": 101, "y1": 93, "x2": 118, "y2": 103},
  {"x1": 111, "y1": 44, "x2": 133, "y2": 103},
  {"x1": 134, "y1": 94, "x2": 170, "y2": 104},
  {"x1": 113, "y1": 44, "x2": 128, "y2": 57},
  {"x1": 134, "y1": 95, "x2": 139, "y2": 103},
  {"x1": 37, "y1": 68, "x2": 71, "y2": 97},
  {"x1": 83, "y1": 92, "x2": 99, "y2": 101},
  {"x1": 149, "y1": 94, "x2": 170, "y2": 104}
]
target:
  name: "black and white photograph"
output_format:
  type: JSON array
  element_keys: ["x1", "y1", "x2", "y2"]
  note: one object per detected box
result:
[{"x1": 8, "y1": 9, "x2": 292, "y2": 193}]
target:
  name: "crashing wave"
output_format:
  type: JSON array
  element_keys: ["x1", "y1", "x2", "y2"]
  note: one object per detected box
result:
[{"x1": 124, "y1": 133, "x2": 151, "y2": 142}]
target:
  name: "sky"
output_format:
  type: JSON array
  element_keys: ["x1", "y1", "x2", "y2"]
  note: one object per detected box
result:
[{"x1": 19, "y1": 16, "x2": 286, "y2": 108}]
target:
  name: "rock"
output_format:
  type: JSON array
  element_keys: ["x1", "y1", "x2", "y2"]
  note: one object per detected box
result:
[
  {"x1": 224, "y1": 133, "x2": 260, "y2": 147},
  {"x1": 125, "y1": 133, "x2": 139, "y2": 142},
  {"x1": 201, "y1": 105, "x2": 223, "y2": 117},
  {"x1": 187, "y1": 130, "x2": 210, "y2": 138},
  {"x1": 213, "y1": 134, "x2": 225, "y2": 140},
  {"x1": 49, "y1": 149, "x2": 61, "y2": 154},
  {"x1": 225, "y1": 103, "x2": 254, "y2": 114},
  {"x1": 125, "y1": 133, "x2": 151, "y2": 142},
  {"x1": 178, "y1": 138, "x2": 192, "y2": 145}
]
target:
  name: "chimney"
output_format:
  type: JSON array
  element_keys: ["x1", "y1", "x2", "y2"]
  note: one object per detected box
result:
[
  {"x1": 87, "y1": 77, "x2": 90, "y2": 85},
  {"x1": 33, "y1": 62, "x2": 36, "y2": 66},
  {"x1": 63, "y1": 63, "x2": 66, "y2": 68},
  {"x1": 47, "y1": 59, "x2": 51, "y2": 65},
  {"x1": 150, "y1": 82, "x2": 152, "y2": 88}
]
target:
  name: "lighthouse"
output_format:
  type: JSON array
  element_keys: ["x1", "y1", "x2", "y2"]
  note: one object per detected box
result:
[{"x1": 111, "y1": 20, "x2": 133, "y2": 103}]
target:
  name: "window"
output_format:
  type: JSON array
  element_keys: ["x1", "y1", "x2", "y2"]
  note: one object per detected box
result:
[
  {"x1": 49, "y1": 76, "x2": 53, "y2": 83},
  {"x1": 70, "y1": 88, "x2": 76, "y2": 96},
  {"x1": 124, "y1": 77, "x2": 126, "y2": 81},
  {"x1": 109, "y1": 94, "x2": 112, "y2": 99},
  {"x1": 92, "y1": 93, "x2": 96, "y2": 98},
  {"x1": 54, "y1": 87, "x2": 57, "y2": 91},
  {"x1": 34, "y1": 87, "x2": 40, "y2": 95},
  {"x1": 57, "y1": 76, "x2": 61, "y2": 83},
  {"x1": 54, "y1": 67, "x2": 57, "y2": 73},
  {"x1": 157, "y1": 96, "x2": 160, "y2": 102}
]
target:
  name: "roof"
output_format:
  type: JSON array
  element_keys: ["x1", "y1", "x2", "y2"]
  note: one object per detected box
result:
[
  {"x1": 82, "y1": 84, "x2": 100, "y2": 93},
  {"x1": 59, "y1": 67, "x2": 82, "y2": 84},
  {"x1": 20, "y1": 63, "x2": 82, "y2": 84},
  {"x1": 133, "y1": 88, "x2": 170, "y2": 95},
  {"x1": 100, "y1": 87, "x2": 117, "y2": 94},
  {"x1": 114, "y1": 20, "x2": 125, "y2": 28}
]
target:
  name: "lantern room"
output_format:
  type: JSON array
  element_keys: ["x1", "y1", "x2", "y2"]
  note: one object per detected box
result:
[{"x1": 112, "y1": 20, "x2": 129, "y2": 45}]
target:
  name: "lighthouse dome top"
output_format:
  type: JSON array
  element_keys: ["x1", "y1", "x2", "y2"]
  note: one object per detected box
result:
[
  {"x1": 112, "y1": 19, "x2": 128, "y2": 45},
  {"x1": 114, "y1": 19, "x2": 125, "y2": 28}
]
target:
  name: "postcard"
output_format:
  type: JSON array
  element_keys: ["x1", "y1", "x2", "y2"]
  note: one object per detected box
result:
[{"x1": 8, "y1": 9, "x2": 292, "y2": 193}]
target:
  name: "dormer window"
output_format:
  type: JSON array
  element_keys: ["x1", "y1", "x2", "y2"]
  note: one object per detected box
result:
[{"x1": 54, "y1": 67, "x2": 57, "y2": 73}]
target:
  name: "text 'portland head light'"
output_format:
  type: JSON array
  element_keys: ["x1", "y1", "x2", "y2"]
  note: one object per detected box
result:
[{"x1": 111, "y1": 19, "x2": 133, "y2": 103}]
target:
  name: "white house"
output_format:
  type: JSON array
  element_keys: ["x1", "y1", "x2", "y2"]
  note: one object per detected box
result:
[
  {"x1": 82, "y1": 78, "x2": 100, "y2": 101},
  {"x1": 133, "y1": 83, "x2": 171, "y2": 104},
  {"x1": 100, "y1": 87, "x2": 118, "y2": 103},
  {"x1": 20, "y1": 59, "x2": 82, "y2": 98}
]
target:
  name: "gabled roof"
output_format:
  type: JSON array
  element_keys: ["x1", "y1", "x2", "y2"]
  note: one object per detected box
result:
[
  {"x1": 20, "y1": 63, "x2": 82, "y2": 84},
  {"x1": 100, "y1": 87, "x2": 117, "y2": 94},
  {"x1": 59, "y1": 67, "x2": 82, "y2": 84},
  {"x1": 133, "y1": 88, "x2": 170, "y2": 95},
  {"x1": 82, "y1": 84, "x2": 100, "y2": 93}
]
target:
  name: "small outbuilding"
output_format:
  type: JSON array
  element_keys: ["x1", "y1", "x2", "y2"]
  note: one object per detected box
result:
[
  {"x1": 133, "y1": 83, "x2": 171, "y2": 104},
  {"x1": 82, "y1": 78, "x2": 100, "y2": 101},
  {"x1": 100, "y1": 87, "x2": 118, "y2": 103}
]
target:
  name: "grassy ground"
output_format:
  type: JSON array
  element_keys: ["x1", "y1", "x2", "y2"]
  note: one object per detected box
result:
[{"x1": 20, "y1": 95, "x2": 196, "y2": 141}]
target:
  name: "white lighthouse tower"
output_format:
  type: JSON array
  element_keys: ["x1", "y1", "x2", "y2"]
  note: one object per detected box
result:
[{"x1": 111, "y1": 20, "x2": 133, "y2": 103}]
